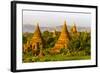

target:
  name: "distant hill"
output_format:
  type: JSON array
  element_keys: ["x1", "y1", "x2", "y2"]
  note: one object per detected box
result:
[{"x1": 23, "y1": 24, "x2": 91, "y2": 33}]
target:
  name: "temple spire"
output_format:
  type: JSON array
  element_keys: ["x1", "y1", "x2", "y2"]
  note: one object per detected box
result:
[
  {"x1": 51, "y1": 20, "x2": 70, "y2": 53},
  {"x1": 71, "y1": 23, "x2": 77, "y2": 33},
  {"x1": 23, "y1": 23, "x2": 44, "y2": 56},
  {"x1": 33, "y1": 23, "x2": 42, "y2": 38}
]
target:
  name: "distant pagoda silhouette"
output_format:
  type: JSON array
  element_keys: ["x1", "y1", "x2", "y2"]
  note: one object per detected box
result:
[
  {"x1": 51, "y1": 20, "x2": 70, "y2": 53},
  {"x1": 53, "y1": 28, "x2": 57, "y2": 37},
  {"x1": 71, "y1": 23, "x2": 77, "y2": 33}
]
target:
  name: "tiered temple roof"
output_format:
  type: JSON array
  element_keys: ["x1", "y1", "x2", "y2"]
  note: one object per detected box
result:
[
  {"x1": 51, "y1": 21, "x2": 70, "y2": 53},
  {"x1": 23, "y1": 23, "x2": 44, "y2": 57},
  {"x1": 71, "y1": 23, "x2": 77, "y2": 33}
]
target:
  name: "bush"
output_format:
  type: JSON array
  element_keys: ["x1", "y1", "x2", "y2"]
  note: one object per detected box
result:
[{"x1": 67, "y1": 32, "x2": 91, "y2": 56}]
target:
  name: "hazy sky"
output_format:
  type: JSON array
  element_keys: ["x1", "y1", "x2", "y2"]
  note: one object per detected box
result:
[{"x1": 23, "y1": 10, "x2": 91, "y2": 27}]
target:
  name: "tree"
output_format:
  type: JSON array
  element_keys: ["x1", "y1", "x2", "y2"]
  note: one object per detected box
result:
[
  {"x1": 23, "y1": 35, "x2": 27, "y2": 44},
  {"x1": 68, "y1": 33, "x2": 80, "y2": 51},
  {"x1": 67, "y1": 32, "x2": 91, "y2": 56}
]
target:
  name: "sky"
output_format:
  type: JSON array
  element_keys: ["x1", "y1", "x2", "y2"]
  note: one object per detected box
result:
[{"x1": 23, "y1": 10, "x2": 91, "y2": 27}]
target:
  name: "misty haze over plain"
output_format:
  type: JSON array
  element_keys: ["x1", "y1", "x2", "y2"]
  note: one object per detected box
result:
[{"x1": 23, "y1": 10, "x2": 91, "y2": 32}]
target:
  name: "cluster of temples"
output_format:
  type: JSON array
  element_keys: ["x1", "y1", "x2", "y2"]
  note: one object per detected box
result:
[{"x1": 23, "y1": 20, "x2": 78, "y2": 56}]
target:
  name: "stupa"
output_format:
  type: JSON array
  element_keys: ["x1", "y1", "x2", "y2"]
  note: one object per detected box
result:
[
  {"x1": 71, "y1": 23, "x2": 77, "y2": 33},
  {"x1": 51, "y1": 20, "x2": 70, "y2": 53},
  {"x1": 30, "y1": 23, "x2": 44, "y2": 49},
  {"x1": 23, "y1": 23, "x2": 44, "y2": 56}
]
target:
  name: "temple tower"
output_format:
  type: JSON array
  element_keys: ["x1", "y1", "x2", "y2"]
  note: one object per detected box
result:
[
  {"x1": 71, "y1": 23, "x2": 77, "y2": 33},
  {"x1": 51, "y1": 21, "x2": 70, "y2": 53}
]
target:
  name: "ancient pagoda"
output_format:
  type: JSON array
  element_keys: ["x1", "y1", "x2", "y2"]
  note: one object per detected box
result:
[
  {"x1": 71, "y1": 23, "x2": 77, "y2": 33},
  {"x1": 23, "y1": 23, "x2": 44, "y2": 56},
  {"x1": 51, "y1": 20, "x2": 70, "y2": 53},
  {"x1": 53, "y1": 28, "x2": 57, "y2": 37},
  {"x1": 31, "y1": 23, "x2": 43, "y2": 48}
]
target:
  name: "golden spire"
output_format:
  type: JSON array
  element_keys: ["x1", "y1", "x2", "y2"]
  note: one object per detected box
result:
[
  {"x1": 59, "y1": 20, "x2": 70, "y2": 40},
  {"x1": 23, "y1": 23, "x2": 44, "y2": 53},
  {"x1": 51, "y1": 20, "x2": 70, "y2": 53},
  {"x1": 33, "y1": 23, "x2": 42, "y2": 38},
  {"x1": 71, "y1": 23, "x2": 77, "y2": 33},
  {"x1": 31, "y1": 23, "x2": 44, "y2": 47}
]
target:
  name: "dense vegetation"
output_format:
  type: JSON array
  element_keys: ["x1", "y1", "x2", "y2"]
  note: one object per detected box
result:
[{"x1": 22, "y1": 31, "x2": 91, "y2": 63}]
